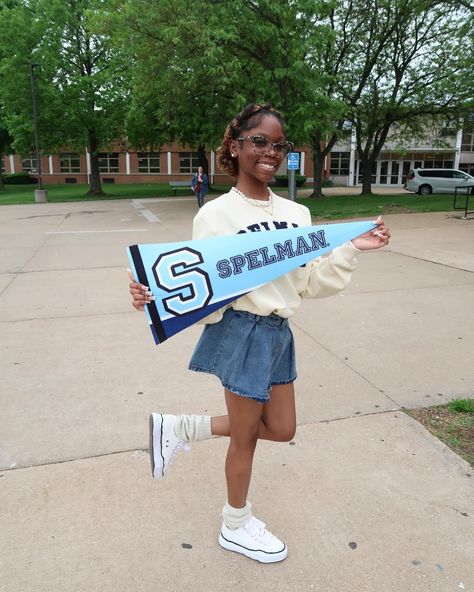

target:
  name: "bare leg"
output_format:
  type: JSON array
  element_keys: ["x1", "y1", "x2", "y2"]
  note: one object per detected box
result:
[
  {"x1": 212, "y1": 383, "x2": 296, "y2": 441},
  {"x1": 223, "y1": 384, "x2": 296, "y2": 508}
]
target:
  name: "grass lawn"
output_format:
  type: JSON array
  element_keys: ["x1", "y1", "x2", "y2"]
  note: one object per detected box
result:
[
  {"x1": 300, "y1": 192, "x2": 458, "y2": 220},
  {"x1": 0, "y1": 183, "x2": 233, "y2": 205},
  {"x1": 406, "y1": 399, "x2": 474, "y2": 468},
  {"x1": 0, "y1": 182, "x2": 460, "y2": 220}
]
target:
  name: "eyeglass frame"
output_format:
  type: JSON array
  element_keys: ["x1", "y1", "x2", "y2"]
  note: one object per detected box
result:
[{"x1": 236, "y1": 135, "x2": 295, "y2": 157}]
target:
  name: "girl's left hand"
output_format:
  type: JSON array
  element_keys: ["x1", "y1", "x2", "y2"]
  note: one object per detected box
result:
[{"x1": 352, "y1": 215, "x2": 391, "y2": 251}]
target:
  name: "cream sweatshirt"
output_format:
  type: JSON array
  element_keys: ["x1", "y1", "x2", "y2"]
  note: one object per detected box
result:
[{"x1": 193, "y1": 188, "x2": 361, "y2": 324}]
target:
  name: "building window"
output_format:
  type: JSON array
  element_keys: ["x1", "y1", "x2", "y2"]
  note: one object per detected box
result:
[
  {"x1": 98, "y1": 153, "x2": 119, "y2": 173},
  {"x1": 461, "y1": 130, "x2": 474, "y2": 152},
  {"x1": 22, "y1": 156, "x2": 38, "y2": 173},
  {"x1": 179, "y1": 152, "x2": 199, "y2": 174},
  {"x1": 138, "y1": 152, "x2": 161, "y2": 173},
  {"x1": 459, "y1": 164, "x2": 474, "y2": 176},
  {"x1": 0, "y1": 155, "x2": 5, "y2": 174},
  {"x1": 60, "y1": 153, "x2": 81, "y2": 173},
  {"x1": 422, "y1": 154, "x2": 454, "y2": 168},
  {"x1": 330, "y1": 152, "x2": 350, "y2": 175}
]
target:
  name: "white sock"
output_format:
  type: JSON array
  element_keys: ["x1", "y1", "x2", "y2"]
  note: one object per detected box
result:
[
  {"x1": 173, "y1": 414, "x2": 212, "y2": 442},
  {"x1": 222, "y1": 501, "x2": 252, "y2": 530}
]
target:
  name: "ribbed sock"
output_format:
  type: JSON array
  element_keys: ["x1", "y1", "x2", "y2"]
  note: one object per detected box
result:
[
  {"x1": 222, "y1": 501, "x2": 252, "y2": 530},
  {"x1": 173, "y1": 414, "x2": 212, "y2": 442}
]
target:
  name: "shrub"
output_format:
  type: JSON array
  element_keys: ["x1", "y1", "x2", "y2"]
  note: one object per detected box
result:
[
  {"x1": 273, "y1": 174, "x2": 307, "y2": 187},
  {"x1": 4, "y1": 173, "x2": 37, "y2": 185}
]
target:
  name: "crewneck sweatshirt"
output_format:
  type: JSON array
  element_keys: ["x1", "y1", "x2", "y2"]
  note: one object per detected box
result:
[{"x1": 192, "y1": 188, "x2": 361, "y2": 324}]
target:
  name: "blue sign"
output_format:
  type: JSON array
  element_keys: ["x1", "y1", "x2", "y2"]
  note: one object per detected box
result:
[{"x1": 287, "y1": 152, "x2": 300, "y2": 171}]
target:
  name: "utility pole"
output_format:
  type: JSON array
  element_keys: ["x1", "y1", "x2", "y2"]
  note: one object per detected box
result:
[{"x1": 29, "y1": 63, "x2": 48, "y2": 203}]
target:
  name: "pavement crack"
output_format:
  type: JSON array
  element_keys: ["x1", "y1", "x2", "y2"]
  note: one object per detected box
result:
[{"x1": 2, "y1": 447, "x2": 149, "y2": 473}]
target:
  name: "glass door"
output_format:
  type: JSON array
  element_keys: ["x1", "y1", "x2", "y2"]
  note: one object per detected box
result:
[{"x1": 390, "y1": 161, "x2": 400, "y2": 185}]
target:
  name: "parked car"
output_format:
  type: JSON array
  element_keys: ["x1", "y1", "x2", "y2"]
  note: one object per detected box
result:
[{"x1": 405, "y1": 168, "x2": 474, "y2": 195}]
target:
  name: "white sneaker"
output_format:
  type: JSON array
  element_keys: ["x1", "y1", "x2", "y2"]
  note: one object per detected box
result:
[
  {"x1": 219, "y1": 516, "x2": 288, "y2": 563},
  {"x1": 149, "y1": 413, "x2": 184, "y2": 479}
]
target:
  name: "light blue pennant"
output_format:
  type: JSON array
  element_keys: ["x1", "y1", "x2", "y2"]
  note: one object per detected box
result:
[{"x1": 128, "y1": 219, "x2": 375, "y2": 344}]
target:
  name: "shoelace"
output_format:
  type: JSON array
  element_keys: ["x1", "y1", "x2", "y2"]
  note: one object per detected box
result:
[
  {"x1": 166, "y1": 442, "x2": 190, "y2": 467},
  {"x1": 243, "y1": 517, "x2": 275, "y2": 544}
]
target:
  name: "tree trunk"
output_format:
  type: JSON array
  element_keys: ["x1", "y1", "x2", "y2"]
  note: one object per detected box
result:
[
  {"x1": 86, "y1": 130, "x2": 104, "y2": 196},
  {"x1": 311, "y1": 148, "x2": 325, "y2": 199},
  {"x1": 198, "y1": 144, "x2": 211, "y2": 189},
  {"x1": 308, "y1": 132, "x2": 326, "y2": 199},
  {"x1": 0, "y1": 172, "x2": 4, "y2": 192},
  {"x1": 359, "y1": 158, "x2": 374, "y2": 195}
]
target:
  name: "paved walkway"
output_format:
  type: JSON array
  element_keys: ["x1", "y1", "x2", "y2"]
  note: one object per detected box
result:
[{"x1": 1, "y1": 197, "x2": 473, "y2": 592}]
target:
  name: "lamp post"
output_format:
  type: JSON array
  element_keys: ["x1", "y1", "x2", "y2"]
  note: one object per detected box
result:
[{"x1": 29, "y1": 63, "x2": 48, "y2": 203}]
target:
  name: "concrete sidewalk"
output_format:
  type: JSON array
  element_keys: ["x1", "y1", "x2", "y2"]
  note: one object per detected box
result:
[{"x1": 0, "y1": 197, "x2": 473, "y2": 592}]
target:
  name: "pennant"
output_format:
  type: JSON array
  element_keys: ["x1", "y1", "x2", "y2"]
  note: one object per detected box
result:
[{"x1": 127, "y1": 220, "x2": 376, "y2": 344}]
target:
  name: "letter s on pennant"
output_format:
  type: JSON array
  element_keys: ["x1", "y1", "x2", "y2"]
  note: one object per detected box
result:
[{"x1": 153, "y1": 247, "x2": 213, "y2": 316}]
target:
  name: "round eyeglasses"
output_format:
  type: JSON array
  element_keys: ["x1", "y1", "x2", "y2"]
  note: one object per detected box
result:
[{"x1": 237, "y1": 135, "x2": 294, "y2": 157}]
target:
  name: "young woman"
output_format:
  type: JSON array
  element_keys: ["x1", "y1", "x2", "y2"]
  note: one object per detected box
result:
[
  {"x1": 191, "y1": 165, "x2": 209, "y2": 208},
  {"x1": 129, "y1": 103, "x2": 390, "y2": 563}
]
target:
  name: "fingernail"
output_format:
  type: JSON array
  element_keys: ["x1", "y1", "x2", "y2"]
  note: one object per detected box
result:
[
  {"x1": 142, "y1": 285, "x2": 149, "y2": 291},
  {"x1": 146, "y1": 290, "x2": 153, "y2": 296}
]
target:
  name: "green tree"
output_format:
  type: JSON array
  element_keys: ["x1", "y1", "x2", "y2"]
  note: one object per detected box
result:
[
  {"x1": 0, "y1": 0, "x2": 128, "y2": 195},
  {"x1": 352, "y1": 0, "x2": 474, "y2": 194},
  {"x1": 111, "y1": 0, "x2": 332, "y2": 185}
]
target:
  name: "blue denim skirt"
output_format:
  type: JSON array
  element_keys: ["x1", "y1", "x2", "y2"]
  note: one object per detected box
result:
[{"x1": 189, "y1": 308, "x2": 296, "y2": 402}]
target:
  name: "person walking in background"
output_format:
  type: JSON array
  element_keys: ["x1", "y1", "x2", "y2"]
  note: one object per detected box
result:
[
  {"x1": 192, "y1": 166, "x2": 208, "y2": 208},
  {"x1": 129, "y1": 103, "x2": 390, "y2": 564}
]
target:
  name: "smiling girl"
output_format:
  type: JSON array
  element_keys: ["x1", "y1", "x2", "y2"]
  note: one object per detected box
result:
[{"x1": 129, "y1": 103, "x2": 390, "y2": 563}]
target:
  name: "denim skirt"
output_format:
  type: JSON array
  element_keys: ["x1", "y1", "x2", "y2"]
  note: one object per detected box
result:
[{"x1": 189, "y1": 308, "x2": 296, "y2": 402}]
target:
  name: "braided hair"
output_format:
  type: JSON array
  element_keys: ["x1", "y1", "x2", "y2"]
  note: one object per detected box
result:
[{"x1": 216, "y1": 103, "x2": 285, "y2": 177}]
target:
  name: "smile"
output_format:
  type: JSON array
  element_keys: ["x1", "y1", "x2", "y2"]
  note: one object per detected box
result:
[{"x1": 257, "y1": 162, "x2": 278, "y2": 170}]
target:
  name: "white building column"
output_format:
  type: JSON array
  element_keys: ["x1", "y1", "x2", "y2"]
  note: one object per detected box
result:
[
  {"x1": 210, "y1": 150, "x2": 215, "y2": 184},
  {"x1": 48, "y1": 156, "x2": 53, "y2": 174},
  {"x1": 167, "y1": 152, "x2": 172, "y2": 175},
  {"x1": 85, "y1": 147, "x2": 91, "y2": 183},
  {"x1": 300, "y1": 152, "x2": 305, "y2": 176},
  {"x1": 454, "y1": 128, "x2": 462, "y2": 169},
  {"x1": 9, "y1": 155, "x2": 15, "y2": 173},
  {"x1": 348, "y1": 127, "x2": 356, "y2": 186},
  {"x1": 125, "y1": 152, "x2": 131, "y2": 175}
]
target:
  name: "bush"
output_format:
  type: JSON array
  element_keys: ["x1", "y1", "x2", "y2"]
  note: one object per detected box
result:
[
  {"x1": 3, "y1": 173, "x2": 37, "y2": 185},
  {"x1": 273, "y1": 174, "x2": 307, "y2": 187}
]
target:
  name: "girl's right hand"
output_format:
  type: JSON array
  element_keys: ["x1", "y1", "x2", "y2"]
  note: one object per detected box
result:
[{"x1": 127, "y1": 269, "x2": 154, "y2": 312}]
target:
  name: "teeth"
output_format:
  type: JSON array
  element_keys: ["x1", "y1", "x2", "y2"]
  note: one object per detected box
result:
[{"x1": 258, "y1": 163, "x2": 275, "y2": 170}]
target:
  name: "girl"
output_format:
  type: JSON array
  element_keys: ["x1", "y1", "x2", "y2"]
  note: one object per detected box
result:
[
  {"x1": 129, "y1": 103, "x2": 390, "y2": 563},
  {"x1": 191, "y1": 165, "x2": 209, "y2": 208}
]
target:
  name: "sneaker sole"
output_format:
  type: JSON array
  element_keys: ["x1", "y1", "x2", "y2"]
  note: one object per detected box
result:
[
  {"x1": 149, "y1": 413, "x2": 164, "y2": 479},
  {"x1": 218, "y1": 533, "x2": 288, "y2": 563}
]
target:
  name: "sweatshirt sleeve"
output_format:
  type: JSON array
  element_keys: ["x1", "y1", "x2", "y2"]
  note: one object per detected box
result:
[{"x1": 301, "y1": 241, "x2": 360, "y2": 299}]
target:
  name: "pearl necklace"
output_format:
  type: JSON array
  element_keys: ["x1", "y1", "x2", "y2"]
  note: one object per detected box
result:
[{"x1": 232, "y1": 187, "x2": 273, "y2": 213}]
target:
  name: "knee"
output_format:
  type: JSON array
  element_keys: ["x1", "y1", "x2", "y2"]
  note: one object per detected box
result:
[
  {"x1": 274, "y1": 425, "x2": 296, "y2": 442},
  {"x1": 229, "y1": 428, "x2": 259, "y2": 451},
  {"x1": 266, "y1": 421, "x2": 296, "y2": 442}
]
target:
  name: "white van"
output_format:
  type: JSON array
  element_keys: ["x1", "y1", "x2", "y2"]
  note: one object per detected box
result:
[{"x1": 405, "y1": 168, "x2": 474, "y2": 195}]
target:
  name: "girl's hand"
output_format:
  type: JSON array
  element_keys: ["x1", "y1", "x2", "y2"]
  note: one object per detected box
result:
[
  {"x1": 127, "y1": 269, "x2": 154, "y2": 312},
  {"x1": 352, "y1": 216, "x2": 391, "y2": 251}
]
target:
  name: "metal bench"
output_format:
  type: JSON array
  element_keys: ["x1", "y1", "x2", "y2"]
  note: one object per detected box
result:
[
  {"x1": 169, "y1": 181, "x2": 193, "y2": 196},
  {"x1": 453, "y1": 185, "x2": 474, "y2": 218}
]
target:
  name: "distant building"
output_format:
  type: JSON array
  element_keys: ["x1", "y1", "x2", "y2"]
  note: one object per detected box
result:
[
  {"x1": 329, "y1": 117, "x2": 474, "y2": 187},
  {"x1": 0, "y1": 142, "x2": 318, "y2": 185}
]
